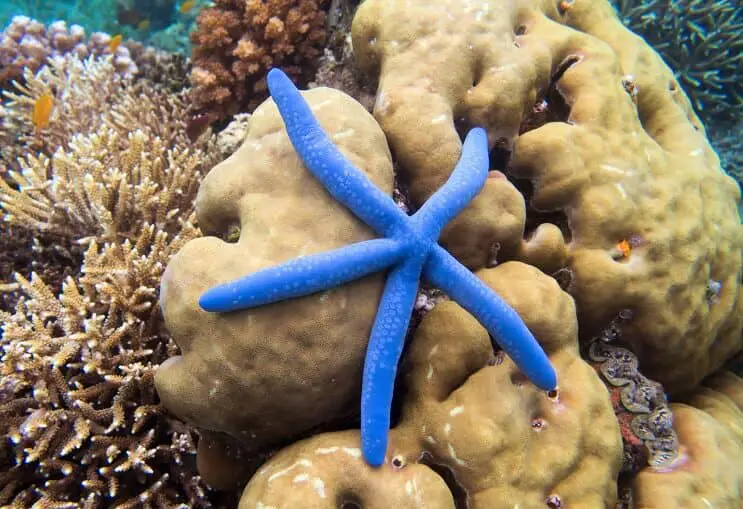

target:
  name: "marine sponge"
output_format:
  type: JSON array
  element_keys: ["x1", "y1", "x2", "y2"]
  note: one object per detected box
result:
[
  {"x1": 238, "y1": 263, "x2": 623, "y2": 508},
  {"x1": 188, "y1": 0, "x2": 328, "y2": 124}
]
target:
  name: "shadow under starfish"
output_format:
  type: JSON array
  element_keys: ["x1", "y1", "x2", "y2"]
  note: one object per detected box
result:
[{"x1": 199, "y1": 68, "x2": 558, "y2": 467}]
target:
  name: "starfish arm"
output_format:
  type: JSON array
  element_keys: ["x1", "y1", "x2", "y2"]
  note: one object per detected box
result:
[
  {"x1": 413, "y1": 127, "x2": 490, "y2": 239},
  {"x1": 361, "y1": 257, "x2": 423, "y2": 467},
  {"x1": 423, "y1": 245, "x2": 558, "y2": 391},
  {"x1": 199, "y1": 239, "x2": 405, "y2": 313},
  {"x1": 267, "y1": 68, "x2": 407, "y2": 237}
]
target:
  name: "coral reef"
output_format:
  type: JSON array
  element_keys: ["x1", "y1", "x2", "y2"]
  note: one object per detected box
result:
[
  {"x1": 124, "y1": 41, "x2": 190, "y2": 92},
  {"x1": 0, "y1": 235, "x2": 207, "y2": 507},
  {"x1": 0, "y1": 0, "x2": 119, "y2": 37},
  {"x1": 611, "y1": 0, "x2": 742, "y2": 125},
  {"x1": 708, "y1": 119, "x2": 743, "y2": 187},
  {"x1": 0, "y1": 124, "x2": 202, "y2": 243},
  {"x1": 188, "y1": 0, "x2": 328, "y2": 124},
  {"x1": 0, "y1": 52, "x2": 190, "y2": 174},
  {"x1": 238, "y1": 263, "x2": 622, "y2": 508},
  {"x1": 197, "y1": 69, "x2": 556, "y2": 467},
  {"x1": 1, "y1": 0, "x2": 741, "y2": 505},
  {"x1": 0, "y1": 16, "x2": 137, "y2": 92},
  {"x1": 352, "y1": 0, "x2": 743, "y2": 395},
  {"x1": 0, "y1": 226, "x2": 83, "y2": 311},
  {"x1": 0, "y1": 55, "x2": 222, "y2": 506},
  {"x1": 632, "y1": 371, "x2": 743, "y2": 508},
  {"x1": 151, "y1": 0, "x2": 742, "y2": 499},
  {"x1": 213, "y1": 112, "x2": 251, "y2": 157},
  {"x1": 155, "y1": 82, "x2": 393, "y2": 487},
  {"x1": 308, "y1": 0, "x2": 376, "y2": 112}
]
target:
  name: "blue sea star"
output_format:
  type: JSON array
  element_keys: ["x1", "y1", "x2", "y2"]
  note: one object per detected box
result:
[{"x1": 199, "y1": 68, "x2": 558, "y2": 467}]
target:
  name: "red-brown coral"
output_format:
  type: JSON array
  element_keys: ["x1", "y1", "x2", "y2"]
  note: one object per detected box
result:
[{"x1": 189, "y1": 0, "x2": 328, "y2": 124}]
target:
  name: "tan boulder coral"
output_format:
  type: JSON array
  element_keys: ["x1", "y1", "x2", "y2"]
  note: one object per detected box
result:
[
  {"x1": 238, "y1": 262, "x2": 623, "y2": 508},
  {"x1": 154, "y1": 87, "x2": 394, "y2": 485},
  {"x1": 352, "y1": 0, "x2": 743, "y2": 394},
  {"x1": 632, "y1": 371, "x2": 743, "y2": 508},
  {"x1": 240, "y1": 431, "x2": 457, "y2": 509}
]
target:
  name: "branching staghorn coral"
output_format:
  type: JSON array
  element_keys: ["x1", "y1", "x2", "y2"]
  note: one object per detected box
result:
[
  {"x1": 611, "y1": 0, "x2": 742, "y2": 124},
  {"x1": 1, "y1": 127, "x2": 204, "y2": 243},
  {"x1": 0, "y1": 53, "x2": 222, "y2": 506},
  {"x1": 0, "y1": 54, "x2": 198, "y2": 174},
  {"x1": 0, "y1": 224, "x2": 214, "y2": 508}
]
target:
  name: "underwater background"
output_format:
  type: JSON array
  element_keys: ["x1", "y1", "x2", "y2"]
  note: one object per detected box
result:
[{"x1": 0, "y1": 0, "x2": 741, "y2": 507}]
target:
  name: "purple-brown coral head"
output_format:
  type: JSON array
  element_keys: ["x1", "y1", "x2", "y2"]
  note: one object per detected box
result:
[{"x1": 188, "y1": 0, "x2": 329, "y2": 123}]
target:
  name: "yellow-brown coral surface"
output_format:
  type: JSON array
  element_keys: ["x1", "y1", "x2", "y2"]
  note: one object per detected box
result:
[
  {"x1": 352, "y1": 0, "x2": 743, "y2": 394},
  {"x1": 238, "y1": 263, "x2": 622, "y2": 508},
  {"x1": 154, "y1": 85, "x2": 394, "y2": 485},
  {"x1": 632, "y1": 371, "x2": 743, "y2": 508}
]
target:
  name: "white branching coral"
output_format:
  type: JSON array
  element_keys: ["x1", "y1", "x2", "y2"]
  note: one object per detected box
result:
[
  {"x1": 0, "y1": 53, "x2": 219, "y2": 507},
  {"x1": 0, "y1": 54, "x2": 205, "y2": 176},
  {"x1": 0, "y1": 127, "x2": 204, "y2": 242},
  {"x1": 0, "y1": 226, "x2": 208, "y2": 508},
  {"x1": 2, "y1": 55, "x2": 128, "y2": 164}
]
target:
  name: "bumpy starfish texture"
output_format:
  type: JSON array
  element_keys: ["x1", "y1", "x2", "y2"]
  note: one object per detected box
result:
[{"x1": 200, "y1": 68, "x2": 558, "y2": 467}]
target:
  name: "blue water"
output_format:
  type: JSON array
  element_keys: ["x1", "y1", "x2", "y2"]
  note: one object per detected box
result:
[{"x1": 1, "y1": 0, "x2": 200, "y2": 54}]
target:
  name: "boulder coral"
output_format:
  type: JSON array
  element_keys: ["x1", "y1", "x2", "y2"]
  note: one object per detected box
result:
[
  {"x1": 352, "y1": 0, "x2": 743, "y2": 394},
  {"x1": 155, "y1": 0, "x2": 743, "y2": 501},
  {"x1": 154, "y1": 85, "x2": 394, "y2": 486},
  {"x1": 238, "y1": 263, "x2": 623, "y2": 508},
  {"x1": 632, "y1": 371, "x2": 743, "y2": 508}
]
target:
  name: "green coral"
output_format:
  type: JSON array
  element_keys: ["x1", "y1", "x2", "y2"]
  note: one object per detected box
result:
[
  {"x1": 708, "y1": 120, "x2": 743, "y2": 189},
  {"x1": 612, "y1": 0, "x2": 742, "y2": 125}
]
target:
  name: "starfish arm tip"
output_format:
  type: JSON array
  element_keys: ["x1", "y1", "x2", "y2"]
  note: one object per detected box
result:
[
  {"x1": 198, "y1": 289, "x2": 225, "y2": 312},
  {"x1": 362, "y1": 443, "x2": 385, "y2": 468},
  {"x1": 266, "y1": 67, "x2": 288, "y2": 89},
  {"x1": 361, "y1": 415, "x2": 388, "y2": 467},
  {"x1": 413, "y1": 127, "x2": 490, "y2": 237},
  {"x1": 537, "y1": 366, "x2": 558, "y2": 391}
]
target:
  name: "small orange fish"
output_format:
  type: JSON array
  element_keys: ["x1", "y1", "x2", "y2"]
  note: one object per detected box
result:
[
  {"x1": 616, "y1": 240, "x2": 631, "y2": 258},
  {"x1": 179, "y1": 0, "x2": 196, "y2": 13},
  {"x1": 32, "y1": 93, "x2": 54, "y2": 129},
  {"x1": 558, "y1": 0, "x2": 574, "y2": 13},
  {"x1": 109, "y1": 34, "x2": 123, "y2": 53},
  {"x1": 137, "y1": 19, "x2": 150, "y2": 30}
]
